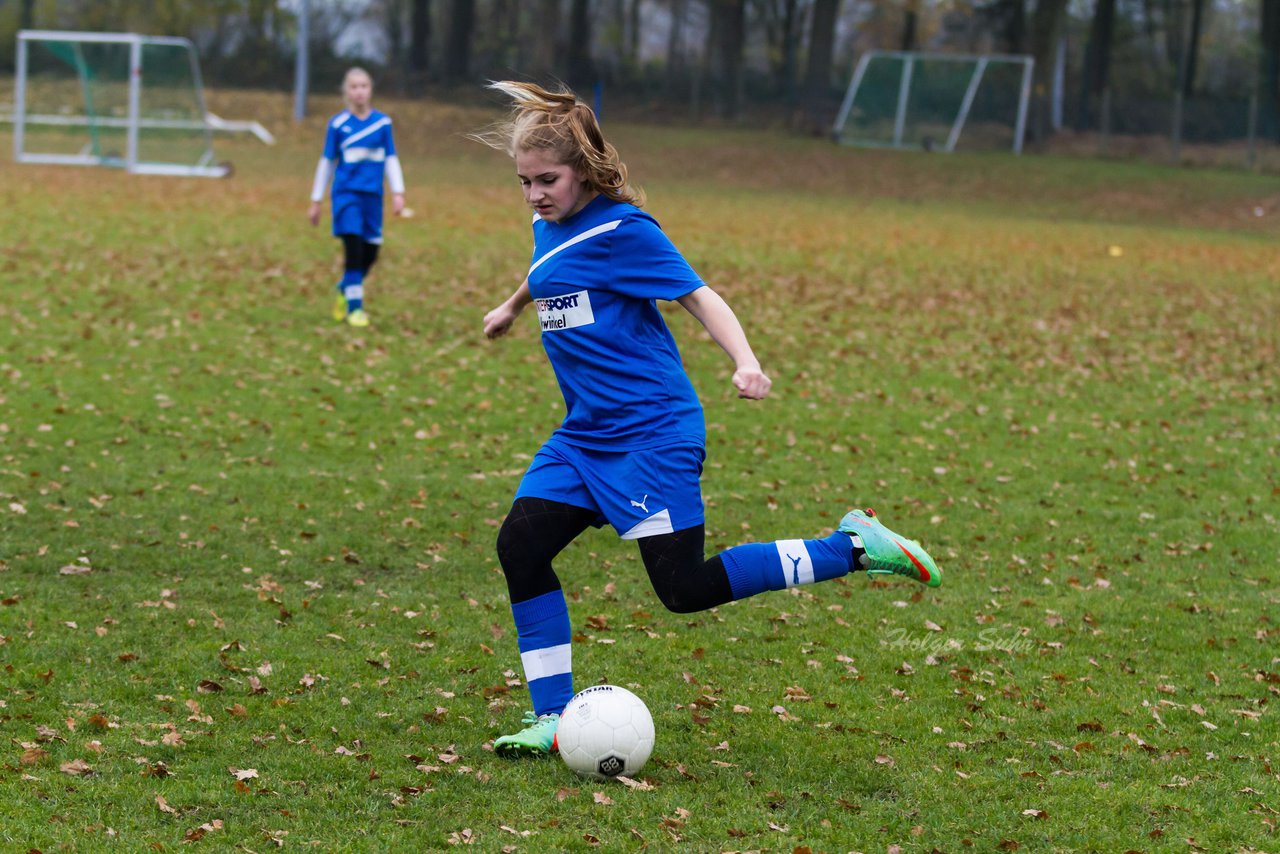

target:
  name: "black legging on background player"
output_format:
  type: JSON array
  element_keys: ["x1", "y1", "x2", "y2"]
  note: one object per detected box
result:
[{"x1": 341, "y1": 234, "x2": 380, "y2": 277}]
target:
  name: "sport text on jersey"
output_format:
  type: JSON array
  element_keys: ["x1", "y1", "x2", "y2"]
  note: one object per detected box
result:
[{"x1": 536, "y1": 290, "x2": 595, "y2": 332}]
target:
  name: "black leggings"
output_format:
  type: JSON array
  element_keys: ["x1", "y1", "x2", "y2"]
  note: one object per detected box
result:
[
  {"x1": 496, "y1": 496, "x2": 734, "y2": 614},
  {"x1": 340, "y1": 234, "x2": 380, "y2": 276}
]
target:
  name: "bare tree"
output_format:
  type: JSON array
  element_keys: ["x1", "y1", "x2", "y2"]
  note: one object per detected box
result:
[
  {"x1": 409, "y1": 0, "x2": 431, "y2": 88},
  {"x1": 758, "y1": 0, "x2": 802, "y2": 105},
  {"x1": 567, "y1": 0, "x2": 594, "y2": 86},
  {"x1": 1079, "y1": 0, "x2": 1117, "y2": 129},
  {"x1": 1183, "y1": 0, "x2": 1207, "y2": 97},
  {"x1": 626, "y1": 0, "x2": 641, "y2": 67},
  {"x1": 527, "y1": 0, "x2": 562, "y2": 80},
  {"x1": 901, "y1": 0, "x2": 919, "y2": 51},
  {"x1": 1028, "y1": 0, "x2": 1069, "y2": 141},
  {"x1": 385, "y1": 0, "x2": 406, "y2": 91},
  {"x1": 707, "y1": 0, "x2": 747, "y2": 119},
  {"x1": 667, "y1": 0, "x2": 689, "y2": 93},
  {"x1": 1262, "y1": 0, "x2": 1280, "y2": 138},
  {"x1": 799, "y1": 0, "x2": 839, "y2": 133},
  {"x1": 444, "y1": 0, "x2": 473, "y2": 82}
]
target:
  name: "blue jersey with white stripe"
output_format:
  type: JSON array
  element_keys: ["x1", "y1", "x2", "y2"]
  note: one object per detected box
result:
[
  {"x1": 527, "y1": 195, "x2": 706, "y2": 451},
  {"x1": 322, "y1": 109, "x2": 396, "y2": 196}
]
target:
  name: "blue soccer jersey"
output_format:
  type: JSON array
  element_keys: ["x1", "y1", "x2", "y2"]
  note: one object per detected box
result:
[
  {"x1": 323, "y1": 109, "x2": 397, "y2": 196},
  {"x1": 527, "y1": 195, "x2": 706, "y2": 451}
]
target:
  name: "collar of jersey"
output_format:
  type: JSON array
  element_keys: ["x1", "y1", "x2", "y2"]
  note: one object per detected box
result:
[{"x1": 544, "y1": 193, "x2": 616, "y2": 230}]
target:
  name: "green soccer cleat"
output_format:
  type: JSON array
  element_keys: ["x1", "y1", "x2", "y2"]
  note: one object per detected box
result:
[
  {"x1": 332, "y1": 293, "x2": 348, "y2": 322},
  {"x1": 346, "y1": 308, "x2": 370, "y2": 328},
  {"x1": 493, "y1": 711, "x2": 560, "y2": 757},
  {"x1": 839, "y1": 508, "x2": 942, "y2": 588}
]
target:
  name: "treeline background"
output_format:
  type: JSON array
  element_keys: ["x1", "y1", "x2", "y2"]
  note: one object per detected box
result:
[{"x1": 3, "y1": 0, "x2": 1279, "y2": 148}]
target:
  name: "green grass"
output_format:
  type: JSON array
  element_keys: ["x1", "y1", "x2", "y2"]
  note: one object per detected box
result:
[{"x1": 1, "y1": 91, "x2": 1278, "y2": 852}]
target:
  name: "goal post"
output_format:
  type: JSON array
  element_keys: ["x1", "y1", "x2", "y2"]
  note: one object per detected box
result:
[
  {"x1": 833, "y1": 51, "x2": 1035, "y2": 155},
  {"x1": 12, "y1": 30, "x2": 230, "y2": 178}
]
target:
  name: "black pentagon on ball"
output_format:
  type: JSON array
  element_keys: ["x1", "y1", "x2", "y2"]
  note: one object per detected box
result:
[{"x1": 597, "y1": 754, "x2": 625, "y2": 777}]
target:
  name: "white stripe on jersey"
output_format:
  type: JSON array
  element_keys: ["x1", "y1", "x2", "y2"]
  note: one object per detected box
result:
[
  {"x1": 341, "y1": 117, "x2": 391, "y2": 148},
  {"x1": 775, "y1": 539, "x2": 814, "y2": 587},
  {"x1": 528, "y1": 219, "x2": 623, "y2": 277},
  {"x1": 520, "y1": 643, "x2": 572, "y2": 682},
  {"x1": 342, "y1": 147, "x2": 386, "y2": 164},
  {"x1": 330, "y1": 111, "x2": 351, "y2": 128}
]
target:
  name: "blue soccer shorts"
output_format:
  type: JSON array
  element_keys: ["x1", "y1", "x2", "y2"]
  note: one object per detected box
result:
[
  {"x1": 515, "y1": 440, "x2": 705, "y2": 539},
  {"x1": 332, "y1": 191, "x2": 384, "y2": 244}
]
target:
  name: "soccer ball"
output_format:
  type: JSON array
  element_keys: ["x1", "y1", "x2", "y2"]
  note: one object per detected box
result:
[{"x1": 557, "y1": 685, "x2": 655, "y2": 781}]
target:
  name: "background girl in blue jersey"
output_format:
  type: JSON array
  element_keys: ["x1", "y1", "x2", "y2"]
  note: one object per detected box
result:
[
  {"x1": 475, "y1": 82, "x2": 943, "y2": 757},
  {"x1": 308, "y1": 67, "x2": 406, "y2": 328}
]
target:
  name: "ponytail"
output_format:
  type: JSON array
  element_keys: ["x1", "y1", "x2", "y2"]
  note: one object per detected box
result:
[{"x1": 472, "y1": 81, "x2": 644, "y2": 207}]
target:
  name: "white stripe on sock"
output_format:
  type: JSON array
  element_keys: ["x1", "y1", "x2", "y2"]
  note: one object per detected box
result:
[
  {"x1": 520, "y1": 643, "x2": 572, "y2": 682},
  {"x1": 344, "y1": 284, "x2": 364, "y2": 300},
  {"x1": 775, "y1": 539, "x2": 814, "y2": 587}
]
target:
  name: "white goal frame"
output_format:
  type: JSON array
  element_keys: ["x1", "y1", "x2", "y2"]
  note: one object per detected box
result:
[
  {"x1": 12, "y1": 29, "x2": 234, "y2": 177},
  {"x1": 833, "y1": 50, "x2": 1035, "y2": 155}
]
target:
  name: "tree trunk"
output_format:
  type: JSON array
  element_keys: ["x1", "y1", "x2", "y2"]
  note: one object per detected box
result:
[
  {"x1": 778, "y1": 0, "x2": 800, "y2": 107},
  {"x1": 248, "y1": 0, "x2": 275, "y2": 42},
  {"x1": 667, "y1": 0, "x2": 688, "y2": 93},
  {"x1": 901, "y1": 0, "x2": 919, "y2": 51},
  {"x1": 706, "y1": 0, "x2": 747, "y2": 120},
  {"x1": 20, "y1": 0, "x2": 36, "y2": 30},
  {"x1": 409, "y1": 0, "x2": 431, "y2": 89},
  {"x1": 800, "y1": 0, "x2": 840, "y2": 133},
  {"x1": 529, "y1": 0, "x2": 562, "y2": 79},
  {"x1": 1262, "y1": 0, "x2": 1280, "y2": 139},
  {"x1": 444, "y1": 0, "x2": 474, "y2": 83},
  {"x1": 627, "y1": 0, "x2": 641, "y2": 68},
  {"x1": 1009, "y1": 0, "x2": 1027, "y2": 52},
  {"x1": 1028, "y1": 0, "x2": 1070, "y2": 142},
  {"x1": 1183, "y1": 0, "x2": 1207, "y2": 98},
  {"x1": 386, "y1": 0, "x2": 405, "y2": 92},
  {"x1": 1078, "y1": 0, "x2": 1116, "y2": 129},
  {"x1": 567, "y1": 0, "x2": 594, "y2": 87}
]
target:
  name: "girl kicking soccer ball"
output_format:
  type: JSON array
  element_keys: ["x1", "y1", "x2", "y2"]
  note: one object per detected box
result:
[
  {"x1": 308, "y1": 67, "x2": 406, "y2": 328},
  {"x1": 474, "y1": 81, "x2": 942, "y2": 756}
]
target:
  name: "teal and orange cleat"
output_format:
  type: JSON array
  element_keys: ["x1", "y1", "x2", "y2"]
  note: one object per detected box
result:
[
  {"x1": 493, "y1": 711, "x2": 560, "y2": 757},
  {"x1": 839, "y1": 508, "x2": 942, "y2": 588}
]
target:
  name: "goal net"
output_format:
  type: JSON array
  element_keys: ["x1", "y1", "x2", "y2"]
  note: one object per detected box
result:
[
  {"x1": 13, "y1": 30, "x2": 229, "y2": 177},
  {"x1": 833, "y1": 51, "x2": 1035, "y2": 155}
]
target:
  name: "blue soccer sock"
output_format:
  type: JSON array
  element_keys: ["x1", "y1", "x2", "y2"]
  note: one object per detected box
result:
[
  {"x1": 511, "y1": 589, "x2": 573, "y2": 717},
  {"x1": 340, "y1": 269, "x2": 364, "y2": 313},
  {"x1": 720, "y1": 531, "x2": 862, "y2": 601}
]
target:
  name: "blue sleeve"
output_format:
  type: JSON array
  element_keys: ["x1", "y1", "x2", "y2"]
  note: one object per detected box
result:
[
  {"x1": 384, "y1": 119, "x2": 397, "y2": 156},
  {"x1": 607, "y1": 214, "x2": 703, "y2": 301},
  {"x1": 322, "y1": 120, "x2": 339, "y2": 160}
]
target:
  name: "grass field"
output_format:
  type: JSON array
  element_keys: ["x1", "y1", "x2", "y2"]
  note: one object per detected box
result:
[{"x1": 2, "y1": 90, "x2": 1279, "y2": 852}]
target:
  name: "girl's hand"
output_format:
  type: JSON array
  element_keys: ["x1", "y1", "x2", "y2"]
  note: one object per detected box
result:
[
  {"x1": 484, "y1": 302, "x2": 521, "y2": 339},
  {"x1": 732, "y1": 367, "x2": 772, "y2": 400},
  {"x1": 307, "y1": 201, "x2": 321, "y2": 226},
  {"x1": 392, "y1": 193, "x2": 406, "y2": 216}
]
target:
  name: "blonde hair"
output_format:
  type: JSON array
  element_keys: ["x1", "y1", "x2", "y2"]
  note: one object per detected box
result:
[{"x1": 473, "y1": 81, "x2": 644, "y2": 207}]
